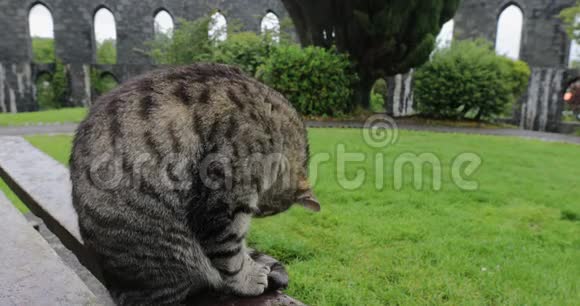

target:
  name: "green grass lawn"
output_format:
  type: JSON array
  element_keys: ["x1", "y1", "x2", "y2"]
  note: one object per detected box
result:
[
  {"x1": 0, "y1": 135, "x2": 73, "y2": 213},
  {"x1": 0, "y1": 177, "x2": 27, "y2": 212},
  {"x1": 0, "y1": 107, "x2": 87, "y2": 126},
  {"x1": 7, "y1": 129, "x2": 580, "y2": 305}
]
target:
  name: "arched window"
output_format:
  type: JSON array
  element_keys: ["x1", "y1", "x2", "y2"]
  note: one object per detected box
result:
[
  {"x1": 94, "y1": 7, "x2": 117, "y2": 64},
  {"x1": 209, "y1": 11, "x2": 227, "y2": 42},
  {"x1": 261, "y1": 11, "x2": 280, "y2": 42},
  {"x1": 435, "y1": 19, "x2": 454, "y2": 50},
  {"x1": 154, "y1": 9, "x2": 174, "y2": 38},
  {"x1": 495, "y1": 5, "x2": 524, "y2": 60},
  {"x1": 568, "y1": 15, "x2": 580, "y2": 68},
  {"x1": 29, "y1": 3, "x2": 55, "y2": 63},
  {"x1": 94, "y1": 72, "x2": 119, "y2": 96}
]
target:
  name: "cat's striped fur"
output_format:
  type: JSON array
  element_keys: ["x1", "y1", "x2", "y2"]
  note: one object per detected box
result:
[{"x1": 70, "y1": 63, "x2": 319, "y2": 305}]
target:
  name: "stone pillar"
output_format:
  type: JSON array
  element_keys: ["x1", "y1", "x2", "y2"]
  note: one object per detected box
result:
[
  {"x1": 0, "y1": 63, "x2": 6, "y2": 113},
  {"x1": 68, "y1": 64, "x2": 92, "y2": 108},
  {"x1": 386, "y1": 70, "x2": 415, "y2": 117},
  {"x1": 518, "y1": 68, "x2": 565, "y2": 132},
  {"x1": 0, "y1": 62, "x2": 36, "y2": 113}
]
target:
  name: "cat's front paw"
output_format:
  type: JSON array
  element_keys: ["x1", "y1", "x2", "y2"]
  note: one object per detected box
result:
[
  {"x1": 249, "y1": 249, "x2": 289, "y2": 290},
  {"x1": 227, "y1": 256, "x2": 270, "y2": 296}
]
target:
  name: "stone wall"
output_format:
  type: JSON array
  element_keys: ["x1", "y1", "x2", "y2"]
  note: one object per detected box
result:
[
  {"x1": 0, "y1": 63, "x2": 35, "y2": 113},
  {"x1": 1, "y1": 0, "x2": 579, "y2": 132},
  {"x1": 0, "y1": 0, "x2": 289, "y2": 112},
  {"x1": 380, "y1": 0, "x2": 580, "y2": 130},
  {"x1": 454, "y1": 0, "x2": 576, "y2": 68}
]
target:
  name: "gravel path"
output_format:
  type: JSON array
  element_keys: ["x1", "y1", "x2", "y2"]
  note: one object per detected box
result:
[
  {"x1": 0, "y1": 123, "x2": 78, "y2": 136},
  {"x1": 307, "y1": 121, "x2": 580, "y2": 145},
  {"x1": 1, "y1": 121, "x2": 579, "y2": 145}
]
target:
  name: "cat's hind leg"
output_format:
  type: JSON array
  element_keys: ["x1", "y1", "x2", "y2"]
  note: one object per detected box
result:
[{"x1": 99, "y1": 226, "x2": 222, "y2": 305}]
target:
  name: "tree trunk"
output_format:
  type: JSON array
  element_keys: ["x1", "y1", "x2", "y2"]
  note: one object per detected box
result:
[{"x1": 353, "y1": 73, "x2": 374, "y2": 110}]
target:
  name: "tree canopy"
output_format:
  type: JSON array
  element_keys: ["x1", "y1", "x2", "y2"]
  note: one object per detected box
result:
[
  {"x1": 560, "y1": 2, "x2": 580, "y2": 43},
  {"x1": 96, "y1": 39, "x2": 117, "y2": 64}
]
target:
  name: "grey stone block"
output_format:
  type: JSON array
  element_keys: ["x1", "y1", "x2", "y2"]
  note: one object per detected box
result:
[{"x1": 0, "y1": 190, "x2": 99, "y2": 306}]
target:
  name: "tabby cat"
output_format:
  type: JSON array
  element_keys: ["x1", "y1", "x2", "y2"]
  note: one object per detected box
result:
[{"x1": 70, "y1": 63, "x2": 320, "y2": 305}]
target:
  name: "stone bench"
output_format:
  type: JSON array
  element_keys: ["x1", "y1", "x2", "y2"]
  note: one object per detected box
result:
[
  {"x1": 0, "y1": 190, "x2": 98, "y2": 305},
  {"x1": 0, "y1": 136, "x2": 304, "y2": 306}
]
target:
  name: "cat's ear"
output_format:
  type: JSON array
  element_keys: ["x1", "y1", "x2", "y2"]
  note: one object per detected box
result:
[
  {"x1": 297, "y1": 178, "x2": 320, "y2": 212},
  {"x1": 297, "y1": 189, "x2": 320, "y2": 212}
]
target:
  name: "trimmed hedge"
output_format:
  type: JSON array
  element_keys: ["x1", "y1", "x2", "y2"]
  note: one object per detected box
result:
[{"x1": 414, "y1": 40, "x2": 530, "y2": 120}]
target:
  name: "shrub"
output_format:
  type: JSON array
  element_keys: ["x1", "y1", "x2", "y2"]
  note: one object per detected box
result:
[
  {"x1": 257, "y1": 45, "x2": 358, "y2": 116},
  {"x1": 96, "y1": 39, "x2": 117, "y2": 64},
  {"x1": 212, "y1": 32, "x2": 276, "y2": 76},
  {"x1": 148, "y1": 16, "x2": 292, "y2": 76},
  {"x1": 35, "y1": 60, "x2": 69, "y2": 110},
  {"x1": 370, "y1": 79, "x2": 388, "y2": 112},
  {"x1": 36, "y1": 73, "x2": 55, "y2": 110},
  {"x1": 414, "y1": 40, "x2": 530, "y2": 120},
  {"x1": 505, "y1": 59, "x2": 531, "y2": 99},
  {"x1": 370, "y1": 92, "x2": 385, "y2": 113},
  {"x1": 32, "y1": 37, "x2": 55, "y2": 63},
  {"x1": 148, "y1": 17, "x2": 214, "y2": 64},
  {"x1": 499, "y1": 58, "x2": 531, "y2": 116}
]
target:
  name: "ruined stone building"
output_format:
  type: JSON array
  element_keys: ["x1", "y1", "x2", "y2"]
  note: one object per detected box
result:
[{"x1": 0, "y1": 0, "x2": 578, "y2": 131}]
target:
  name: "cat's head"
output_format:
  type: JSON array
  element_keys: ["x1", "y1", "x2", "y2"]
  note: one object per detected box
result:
[
  {"x1": 253, "y1": 90, "x2": 320, "y2": 217},
  {"x1": 255, "y1": 172, "x2": 320, "y2": 218}
]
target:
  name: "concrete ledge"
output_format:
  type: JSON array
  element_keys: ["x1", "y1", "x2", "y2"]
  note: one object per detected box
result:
[
  {"x1": 559, "y1": 121, "x2": 580, "y2": 134},
  {"x1": 0, "y1": 136, "x2": 103, "y2": 283},
  {"x1": 0, "y1": 190, "x2": 99, "y2": 305}
]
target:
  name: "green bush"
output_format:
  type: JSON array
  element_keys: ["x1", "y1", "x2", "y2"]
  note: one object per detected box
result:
[
  {"x1": 505, "y1": 58, "x2": 531, "y2": 99},
  {"x1": 212, "y1": 32, "x2": 276, "y2": 76},
  {"x1": 96, "y1": 39, "x2": 117, "y2": 64},
  {"x1": 370, "y1": 79, "x2": 388, "y2": 112},
  {"x1": 258, "y1": 45, "x2": 358, "y2": 116},
  {"x1": 36, "y1": 73, "x2": 55, "y2": 110},
  {"x1": 414, "y1": 40, "x2": 530, "y2": 120},
  {"x1": 370, "y1": 92, "x2": 385, "y2": 113},
  {"x1": 148, "y1": 16, "x2": 288, "y2": 76},
  {"x1": 148, "y1": 17, "x2": 215, "y2": 64},
  {"x1": 499, "y1": 58, "x2": 531, "y2": 116},
  {"x1": 32, "y1": 37, "x2": 55, "y2": 63},
  {"x1": 35, "y1": 60, "x2": 69, "y2": 110}
]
